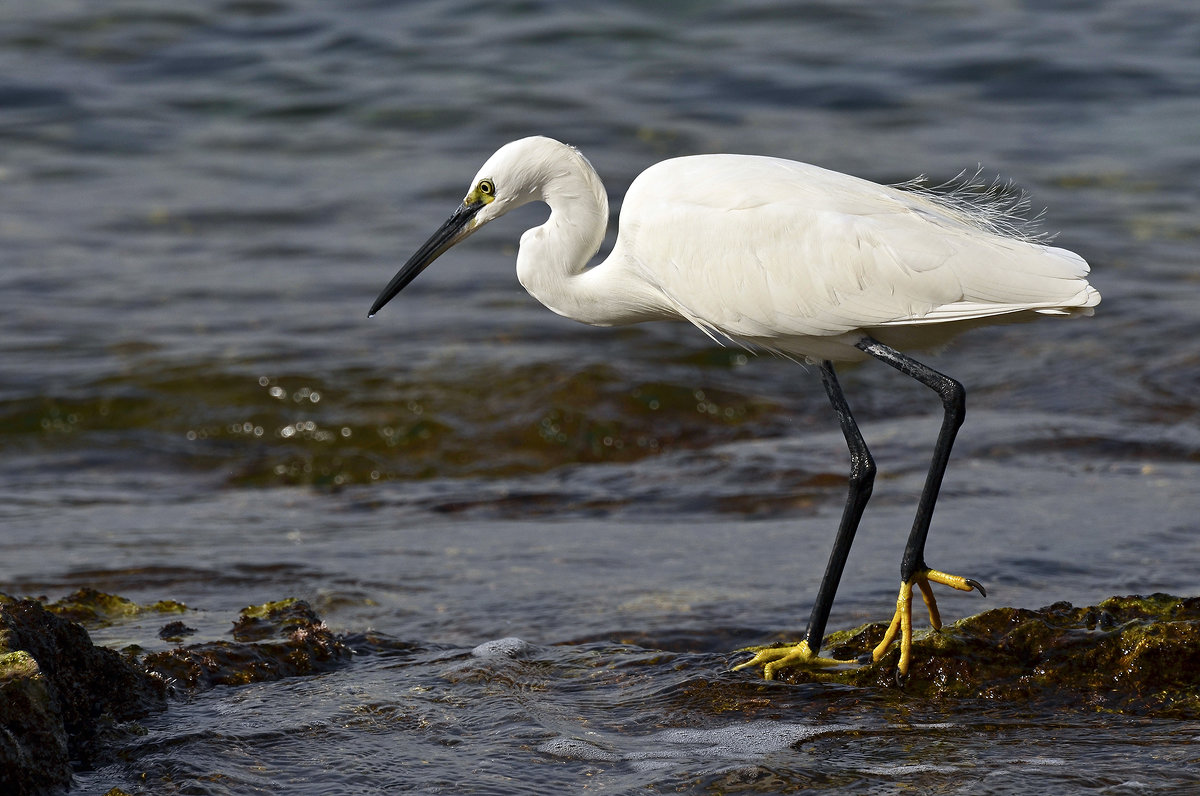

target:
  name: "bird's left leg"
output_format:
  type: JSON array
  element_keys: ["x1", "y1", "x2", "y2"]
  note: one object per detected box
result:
[
  {"x1": 856, "y1": 337, "x2": 986, "y2": 678},
  {"x1": 734, "y1": 361, "x2": 873, "y2": 679}
]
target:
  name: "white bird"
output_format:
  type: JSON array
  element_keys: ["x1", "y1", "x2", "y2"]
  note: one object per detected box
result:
[{"x1": 369, "y1": 136, "x2": 1100, "y2": 680}]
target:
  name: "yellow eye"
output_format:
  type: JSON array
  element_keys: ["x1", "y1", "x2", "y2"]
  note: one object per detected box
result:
[{"x1": 478, "y1": 179, "x2": 494, "y2": 196}]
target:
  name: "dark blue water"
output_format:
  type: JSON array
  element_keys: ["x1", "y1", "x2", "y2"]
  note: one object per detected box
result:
[{"x1": 2, "y1": 1, "x2": 1199, "y2": 793}]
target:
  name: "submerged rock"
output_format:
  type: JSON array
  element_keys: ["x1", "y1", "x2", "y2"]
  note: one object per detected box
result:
[{"x1": 777, "y1": 593, "x2": 1200, "y2": 716}]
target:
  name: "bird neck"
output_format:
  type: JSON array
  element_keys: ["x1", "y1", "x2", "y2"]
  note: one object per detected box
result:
[{"x1": 515, "y1": 151, "x2": 622, "y2": 326}]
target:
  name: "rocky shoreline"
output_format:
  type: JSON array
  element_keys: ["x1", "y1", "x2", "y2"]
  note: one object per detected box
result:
[{"x1": 3, "y1": 591, "x2": 1198, "y2": 794}]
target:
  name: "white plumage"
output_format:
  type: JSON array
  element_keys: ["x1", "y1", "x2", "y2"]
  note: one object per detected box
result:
[
  {"x1": 420, "y1": 136, "x2": 1098, "y2": 364},
  {"x1": 369, "y1": 136, "x2": 1100, "y2": 680}
]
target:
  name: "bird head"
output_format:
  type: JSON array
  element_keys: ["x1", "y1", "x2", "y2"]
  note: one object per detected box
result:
[
  {"x1": 367, "y1": 136, "x2": 588, "y2": 316},
  {"x1": 368, "y1": 137, "x2": 568, "y2": 317}
]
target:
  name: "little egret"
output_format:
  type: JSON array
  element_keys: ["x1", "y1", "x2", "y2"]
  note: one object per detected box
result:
[{"x1": 369, "y1": 136, "x2": 1099, "y2": 680}]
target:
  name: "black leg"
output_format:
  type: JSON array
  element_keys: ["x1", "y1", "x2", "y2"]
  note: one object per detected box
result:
[
  {"x1": 854, "y1": 337, "x2": 965, "y2": 584},
  {"x1": 735, "y1": 338, "x2": 982, "y2": 679},
  {"x1": 732, "y1": 360, "x2": 878, "y2": 677},
  {"x1": 803, "y1": 361, "x2": 877, "y2": 654}
]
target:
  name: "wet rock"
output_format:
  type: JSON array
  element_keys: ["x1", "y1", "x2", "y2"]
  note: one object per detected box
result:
[
  {"x1": 143, "y1": 598, "x2": 354, "y2": 691},
  {"x1": 0, "y1": 598, "x2": 167, "y2": 796},
  {"x1": 231, "y1": 596, "x2": 325, "y2": 641},
  {"x1": 777, "y1": 593, "x2": 1200, "y2": 716},
  {"x1": 1, "y1": 592, "x2": 360, "y2": 793},
  {"x1": 0, "y1": 649, "x2": 70, "y2": 795},
  {"x1": 157, "y1": 620, "x2": 197, "y2": 642}
]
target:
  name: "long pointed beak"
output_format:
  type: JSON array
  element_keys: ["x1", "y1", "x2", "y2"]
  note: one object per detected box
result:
[{"x1": 368, "y1": 199, "x2": 485, "y2": 317}]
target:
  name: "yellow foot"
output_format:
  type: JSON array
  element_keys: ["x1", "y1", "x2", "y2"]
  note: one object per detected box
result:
[
  {"x1": 872, "y1": 569, "x2": 986, "y2": 677},
  {"x1": 732, "y1": 640, "x2": 856, "y2": 681}
]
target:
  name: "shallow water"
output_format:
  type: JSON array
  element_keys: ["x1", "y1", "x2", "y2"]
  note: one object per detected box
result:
[{"x1": 2, "y1": 1, "x2": 1199, "y2": 793}]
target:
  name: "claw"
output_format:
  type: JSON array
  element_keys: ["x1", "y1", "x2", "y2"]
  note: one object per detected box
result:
[
  {"x1": 873, "y1": 567, "x2": 987, "y2": 678},
  {"x1": 736, "y1": 568, "x2": 987, "y2": 682},
  {"x1": 925, "y1": 569, "x2": 985, "y2": 595},
  {"x1": 733, "y1": 640, "x2": 855, "y2": 681}
]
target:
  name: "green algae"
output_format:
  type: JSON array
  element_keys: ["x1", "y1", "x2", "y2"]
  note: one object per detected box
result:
[
  {"x1": 1, "y1": 360, "x2": 783, "y2": 489},
  {"x1": 231, "y1": 596, "x2": 313, "y2": 640},
  {"x1": 37, "y1": 588, "x2": 188, "y2": 628}
]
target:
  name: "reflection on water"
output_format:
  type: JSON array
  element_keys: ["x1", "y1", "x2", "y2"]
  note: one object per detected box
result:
[{"x1": 3, "y1": 0, "x2": 1199, "y2": 793}]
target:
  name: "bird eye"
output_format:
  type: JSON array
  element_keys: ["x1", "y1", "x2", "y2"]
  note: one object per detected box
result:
[{"x1": 479, "y1": 179, "x2": 494, "y2": 196}]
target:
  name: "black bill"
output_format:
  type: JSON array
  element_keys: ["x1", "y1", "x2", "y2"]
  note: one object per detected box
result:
[{"x1": 368, "y1": 199, "x2": 485, "y2": 317}]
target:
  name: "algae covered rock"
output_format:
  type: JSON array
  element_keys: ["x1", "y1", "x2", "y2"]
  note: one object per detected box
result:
[
  {"x1": 794, "y1": 593, "x2": 1200, "y2": 715},
  {"x1": 0, "y1": 598, "x2": 167, "y2": 796},
  {"x1": 0, "y1": 649, "x2": 71, "y2": 795},
  {"x1": 40, "y1": 587, "x2": 187, "y2": 627},
  {"x1": 0, "y1": 592, "x2": 356, "y2": 793},
  {"x1": 142, "y1": 597, "x2": 354, "y2": 691}
]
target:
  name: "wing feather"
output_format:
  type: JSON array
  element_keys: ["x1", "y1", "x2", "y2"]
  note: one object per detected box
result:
[{"x1": 612, "y1": 155, "x2": 1097, "y2": 347}]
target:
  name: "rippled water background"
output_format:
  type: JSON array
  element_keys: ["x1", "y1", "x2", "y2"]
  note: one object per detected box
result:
[{"x1": 2, "y1": 1, "x2": 1199, "y2": 793}]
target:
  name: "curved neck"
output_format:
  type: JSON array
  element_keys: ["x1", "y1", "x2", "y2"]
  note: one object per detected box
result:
[{"x1": 515, "y1": 149, "x2": 616, "y2": 324}]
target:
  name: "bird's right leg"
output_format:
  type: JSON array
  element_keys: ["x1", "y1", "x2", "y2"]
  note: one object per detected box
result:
[
  {"x1": 734, "y1": 361, "x2": 874, "y2": 680},
  {"x1": 856, "y1": 337, "x2": 986, "y2": 679}
]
